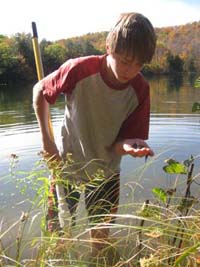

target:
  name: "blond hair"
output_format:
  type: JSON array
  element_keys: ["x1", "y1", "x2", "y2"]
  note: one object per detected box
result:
[{"x1": 107, "y1": 12, "x2": 156, "y2": 64}]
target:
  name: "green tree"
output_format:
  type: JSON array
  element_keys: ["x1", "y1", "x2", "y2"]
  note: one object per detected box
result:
[
  {"x1": 13, "y1": 33, "x2": 35, "y2": 78},
  {"x1": 81, "y1": 40, "x2": 101, "y2": 56},
  {"x1": 0, "y1": 37, "x2": 25, "y2": 81},
  {"x1": 43, "y1": 43, "x2": 67, "y2": 73},
  {"x1": 65, "y1": 39, "x2": 83, "y2": 58}
]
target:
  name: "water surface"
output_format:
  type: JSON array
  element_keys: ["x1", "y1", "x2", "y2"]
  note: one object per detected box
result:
[{"x1": 0, "y1": 76, "x2": 200, "y2": 223}]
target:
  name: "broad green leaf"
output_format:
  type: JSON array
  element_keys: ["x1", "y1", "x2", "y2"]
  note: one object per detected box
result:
[
  {"x1": 163, "y1": 159, "x2": 187, "y2": 174},
  {"x1": 152, "y1": 187, "x2": 167, "y2": 203},
  {"x1": 192, "y1": 102, "x2": 200, "y2": 112}
]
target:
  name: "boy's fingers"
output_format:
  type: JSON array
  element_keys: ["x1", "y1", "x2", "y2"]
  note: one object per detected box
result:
[
  {"x1": 40, "y1": 150, "x2": 62, "y2": 166},
  {"x1": 131, "y1": 143, "x2": 154, "y2": 157},
  {"x1": 123, "y1": 142, "x2": 154, "y2": 158},
  {"x1": 124, "y1": 146, "x2": 154, "y2": 157},
  {"x1": 132, "y1": 148, "x2": 150, "y2": 157}
]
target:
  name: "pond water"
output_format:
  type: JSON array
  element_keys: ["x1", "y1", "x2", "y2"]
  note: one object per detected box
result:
[{"x1": 0, "y1": 76, "x2": 200, "y2": 254}]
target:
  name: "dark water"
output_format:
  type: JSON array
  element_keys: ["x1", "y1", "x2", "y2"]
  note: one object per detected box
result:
[{"x1": 0, "y1": 76, "x2": 200, "y2": 252}]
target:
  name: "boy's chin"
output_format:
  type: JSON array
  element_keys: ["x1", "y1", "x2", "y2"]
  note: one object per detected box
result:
[
  {"x1": 117, "y1": 76, "x2": 132, "y2": 84},
  {"x1": 117, "y1": 74, "x2": 138, "y2": 84}
]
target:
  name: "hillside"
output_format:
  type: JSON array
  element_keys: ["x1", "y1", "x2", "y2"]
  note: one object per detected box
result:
[
  {"x1": 155, "y1": 21, "x2": 200, "y2": 70},
  {"x1": 65, "y1": 21, "x2": 200, "y2": 72},
  {"x1": 0, "y1": 21, "x2": 199, "y2": 82}
]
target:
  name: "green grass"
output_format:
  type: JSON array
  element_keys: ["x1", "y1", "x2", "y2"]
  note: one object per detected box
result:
[{"x1": 1, "y1": 154, "x2": 200, "y2": 266}]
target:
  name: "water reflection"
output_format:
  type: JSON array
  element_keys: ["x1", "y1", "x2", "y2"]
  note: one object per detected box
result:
[
  {"x1": 0, "y1": 82, "x2": 35, "y2": 126},
  {"x1": 167, "y1": 73, "x2": 183, "y2": 91},
  {"x1": 188, "y1": 72, "x2": 197, "y2": 87},
  {"x1": 149, "y1": 76, "x2": 200, "y2": 114}
]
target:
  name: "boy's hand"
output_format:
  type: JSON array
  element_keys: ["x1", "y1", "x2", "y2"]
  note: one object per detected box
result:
[
  {"x1": 114, "y1": 138, "x2": 154, "y2": 158},
  {"x1": 42, "y1": 138, "x2": 61, "y2": 162}
]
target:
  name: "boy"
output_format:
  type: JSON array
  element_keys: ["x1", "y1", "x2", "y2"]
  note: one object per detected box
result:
[{"x1": 33, "y1": 12, "x2": 156, "y2": 255}]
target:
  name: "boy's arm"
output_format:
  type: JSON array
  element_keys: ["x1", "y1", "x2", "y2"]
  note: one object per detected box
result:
[
  {"x1": 114, "y1": 79, "x2": 153, "y2": 158},
  {"x1": 113, "y1": 138, "x2": 154, "y2": 157},
  {"x1": 33, "y1": 82, "x2": 60, "y2": 161}
]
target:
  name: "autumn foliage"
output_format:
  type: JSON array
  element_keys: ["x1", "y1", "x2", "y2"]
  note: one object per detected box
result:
[{"x1": 0, "y1": 21, "x2": 199, "y2": 82}]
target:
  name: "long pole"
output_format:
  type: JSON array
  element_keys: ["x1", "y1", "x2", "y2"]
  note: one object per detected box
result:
[
  {"x1": 31, "y1": 22, "x2": 44, "y2": 80},
  {"x1": 32, "y1": 22, "x2": 59, "y2": 231},
  {"x1": 31, "y1": 22, "x2": 54, "y2": 140}
]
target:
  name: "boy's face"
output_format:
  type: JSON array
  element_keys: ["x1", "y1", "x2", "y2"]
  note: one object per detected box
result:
[{"x1": 107, "y1": 52, "x2": 143, "y2": 84}]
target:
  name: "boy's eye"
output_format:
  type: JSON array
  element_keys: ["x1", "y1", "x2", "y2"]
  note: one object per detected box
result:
[
  {"x1": 120, "y1": 59, "x2": 142, "y2": 68},
  {"x1": 120, "y1": 59, "x2": 129, "y2": 65}
]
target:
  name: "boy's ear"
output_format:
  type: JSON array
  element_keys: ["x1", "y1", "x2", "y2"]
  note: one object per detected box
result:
[{"x1": 106, "y1": 43, "x2": 111, "y2": 54}]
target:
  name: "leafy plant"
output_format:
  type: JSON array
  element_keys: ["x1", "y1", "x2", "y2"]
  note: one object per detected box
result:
[{"x1": 134, "y1": 155, "x2": 200, "y2": 266}]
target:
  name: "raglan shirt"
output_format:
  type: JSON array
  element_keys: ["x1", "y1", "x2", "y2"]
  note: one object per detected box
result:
[{"x1": 41, "y1": 55, "x2": 150, "y2": 182}]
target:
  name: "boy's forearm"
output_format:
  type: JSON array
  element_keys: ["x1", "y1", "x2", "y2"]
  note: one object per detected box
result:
[{"x1": 33, "y1": 82, "x2": 52, "y2": 141}]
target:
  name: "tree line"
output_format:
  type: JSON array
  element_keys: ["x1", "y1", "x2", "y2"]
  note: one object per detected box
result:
[
  {"x1": 0, "y1": 20, "x2": 199, "y2": 83},
  {"x1": 0, "y1": 33, "x2": 102, "y2": 82}
]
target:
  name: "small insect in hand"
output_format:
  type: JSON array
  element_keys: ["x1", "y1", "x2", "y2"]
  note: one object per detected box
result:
[
  {"x1": 132, "y1": 143, "x2": 143, "y2": 149},
  {"x1": 132, "y1": 143, "x2": 148, "y2": 162}
]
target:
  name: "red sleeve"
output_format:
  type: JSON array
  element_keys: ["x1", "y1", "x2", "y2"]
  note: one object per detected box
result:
[
  {"x1": 41, "y1": 56, "x2": 101, "y2": 104},
  {"x1": 41, "y1": 59, "x2": 77, "y2": 104},
  {"x1": 118, "y1": 75, "x2": 150, "y2": 140}
]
